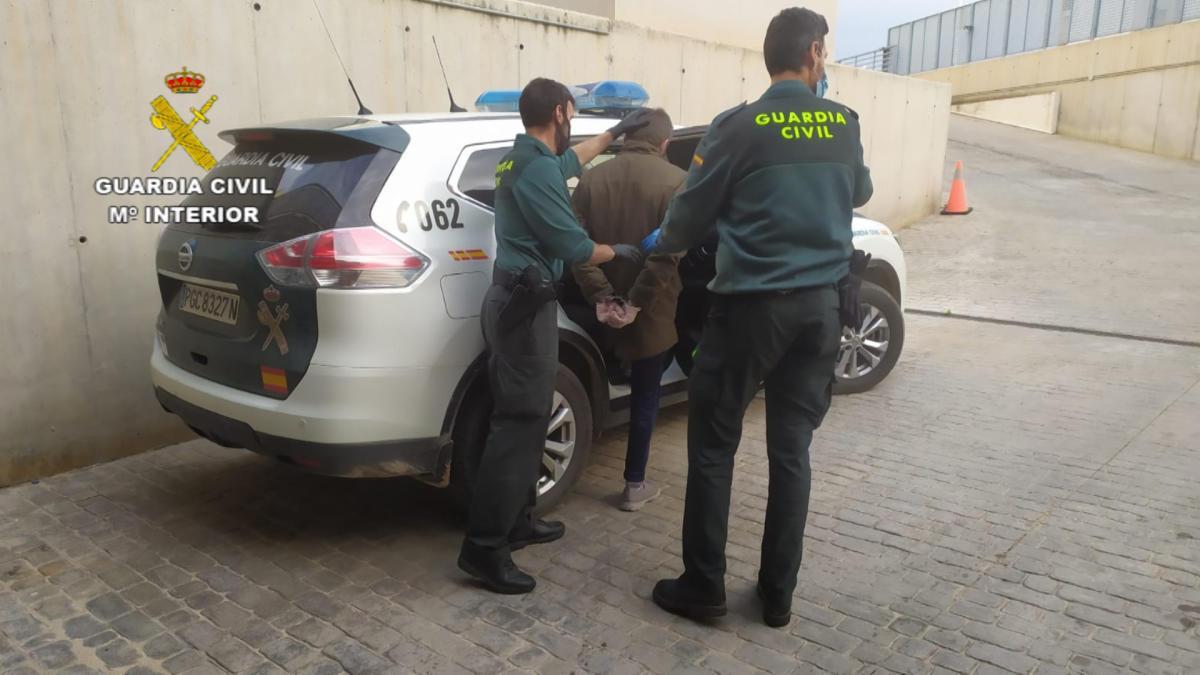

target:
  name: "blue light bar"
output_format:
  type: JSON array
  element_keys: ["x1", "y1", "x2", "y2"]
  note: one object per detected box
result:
[
  {"x1": 574, "y1": 81, "x2": 649, "y2": 111},
  {"x1": 474, "y1": 81, "x2": 650, "y2": 113},
  {"x1": 474, "y1": 89, "x2": 521, "y2": 113}
]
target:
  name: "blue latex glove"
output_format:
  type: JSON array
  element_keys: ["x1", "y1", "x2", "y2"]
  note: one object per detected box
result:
[{"x1": 641, "y1": 228, "x2": 662, "y2": 253}]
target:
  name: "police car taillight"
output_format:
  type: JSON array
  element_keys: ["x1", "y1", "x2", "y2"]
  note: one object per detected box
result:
[
  {"x1": 258, "y1": 238, "x2": 310, "y2": 287},
  {"x1": 256, "y1": 227, "x2": 429, "y2": 289},
  {"x1": 308, "y1": 228, "x2": 429, "y2": 288}
]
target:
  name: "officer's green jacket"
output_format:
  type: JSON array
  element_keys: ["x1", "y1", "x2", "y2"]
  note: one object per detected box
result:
[
  {"x1": 658, "y1": 80, "x2": 873, "y2": 293},
  {"x1": 493, "y1": 134, "x2": 595, "y2": 282}
]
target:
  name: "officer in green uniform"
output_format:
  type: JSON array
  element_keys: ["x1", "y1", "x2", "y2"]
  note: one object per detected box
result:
[
  {"x1": 458, "y1": 78, "x2": 649, "y2": 595},
  {"x1": 643, "y1": 8, "x2": 873, "y2": 627}
]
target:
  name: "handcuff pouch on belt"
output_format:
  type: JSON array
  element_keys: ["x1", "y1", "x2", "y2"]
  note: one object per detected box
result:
[{"x1": 498, "y1": 265, "x2": 557, "y2": 331}]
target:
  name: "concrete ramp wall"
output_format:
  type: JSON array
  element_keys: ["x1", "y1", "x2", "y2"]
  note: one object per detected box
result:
[
  {"x1": 918, "y1": 20, "x2": 1200, "y2": 160},
  {"x1": 953, "y1": 92, "x2": 1061, "y2": 134},
  {"x1": 0, "y1": 0, "x2": 948, "y2": 484}
]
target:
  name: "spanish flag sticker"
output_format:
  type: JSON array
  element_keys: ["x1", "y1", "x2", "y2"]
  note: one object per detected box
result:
[
  {"x1": 692, "y1": 153, "x2": 704, "y2": 167},
  {"x1": 261, "y1": 366, "x2": 288, "y2": 394},
  {"x1": 449, "y1": 249, "x2": 490, "y2": 261}
]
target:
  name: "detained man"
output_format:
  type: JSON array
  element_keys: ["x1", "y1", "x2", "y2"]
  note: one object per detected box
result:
[{"x1": 571, "y1": 108, "x2": 687, "y2": 512}]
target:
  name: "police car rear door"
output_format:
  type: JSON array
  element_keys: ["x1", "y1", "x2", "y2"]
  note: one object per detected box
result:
[{"x1": 154, "y1": 122, "x2": 410, "y2": 399}]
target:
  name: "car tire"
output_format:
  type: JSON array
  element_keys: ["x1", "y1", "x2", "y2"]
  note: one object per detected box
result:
[
  {"x1": 449, "y1": 363, "x2": 593, "y2": 516},
  {"x1": 832, "y1": 281, "x2": 904, "y2": 395}
]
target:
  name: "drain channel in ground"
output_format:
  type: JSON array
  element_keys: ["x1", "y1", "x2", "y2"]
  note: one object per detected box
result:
[{"x1": 907, "y1": 308, "x2": 1200, "y2": 349}]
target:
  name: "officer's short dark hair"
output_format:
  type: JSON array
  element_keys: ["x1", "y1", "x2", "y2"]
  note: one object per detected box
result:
[
  {"x1": 519, "y1": 78, "x2": 575, "y2": 128},
  {"x1": 627, "y1": 108, "x2": 673, "y2": 146},
  {"x1": 763, "y1": 7, "x2": 829, "y2": 76}
]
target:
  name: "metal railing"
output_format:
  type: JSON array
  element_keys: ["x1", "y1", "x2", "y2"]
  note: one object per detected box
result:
[
  {"x1": 838, "y1": 46, "x2": 895, "y2": 72},
  {"x1": 883, "y1": 0, "x2": 1200, "y2": 76}
]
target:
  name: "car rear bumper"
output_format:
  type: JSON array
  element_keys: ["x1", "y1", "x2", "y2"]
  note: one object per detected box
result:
[
  {"x1": 150, "y1": 343, "x2": 452, "y2": 478},
  {"x1": 155, "y1": 387, "x2": 446, "y2": 477}
]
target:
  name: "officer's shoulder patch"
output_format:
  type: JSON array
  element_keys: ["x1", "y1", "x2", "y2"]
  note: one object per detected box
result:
[
  {"x1": 713, "y1": 102, "x2": 748, "y2": 128},
  {"x1": 838, "y1": 104, "x2": 860, "y2": 120}
]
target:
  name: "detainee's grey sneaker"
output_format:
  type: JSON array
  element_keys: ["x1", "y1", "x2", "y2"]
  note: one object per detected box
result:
[{"x1": 620, "y1": 481, "x2": 661, "y2": 511}]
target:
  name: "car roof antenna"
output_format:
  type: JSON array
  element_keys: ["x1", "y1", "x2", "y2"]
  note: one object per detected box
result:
[
  {"x1": 312, "y1": 0, "x2": 373, "y2": 115},
  {"x1": 433, "y1": 37, "x2": 467, "y2": 113}
]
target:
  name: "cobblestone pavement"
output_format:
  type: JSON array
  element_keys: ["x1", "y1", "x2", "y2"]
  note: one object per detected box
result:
[
  {"x1": 902, "y1": 116, "x2": 1200, "y2": 344},
  {"x1": 2, "y1": 312, "x2": 1198, "y2": 674},
  {"x1": 3, "y1": 120, "x2": 1200, "y2": 674}
]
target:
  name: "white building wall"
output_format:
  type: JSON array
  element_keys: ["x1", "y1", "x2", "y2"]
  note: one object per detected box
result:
[{"x1": 0, "y1": 0, "x2": 945, "y2": 483}]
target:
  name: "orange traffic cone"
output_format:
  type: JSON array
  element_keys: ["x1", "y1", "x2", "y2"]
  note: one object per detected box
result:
[{"x1": 941, "y1": 160, "x2": 973, "y2": 215}]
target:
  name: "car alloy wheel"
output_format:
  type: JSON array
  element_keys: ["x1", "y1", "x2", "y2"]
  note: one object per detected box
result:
[
  {"x1": 538, "y1": 391, "x2": 577, "y2": 497},
  {"x1": 837, "y1": 304, "x2": 891, "y2": 381}
]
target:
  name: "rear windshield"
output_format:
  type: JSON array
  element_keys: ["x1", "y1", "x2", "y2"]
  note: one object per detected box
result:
[{"x1": 172, "y1": 134, "x2": 400, "y2": 241}]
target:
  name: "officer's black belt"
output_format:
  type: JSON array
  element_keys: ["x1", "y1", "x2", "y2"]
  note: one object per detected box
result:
[
  {"x1": 493, "y1": 266, "x2": 556, "y2": 298},
  {"x1": 714, "y1": 283, "x2": 838, "y2": 298},
  {"x1": 493, "y1": 267, "x2": 522, "y2": 289},
  {"x1": 494, "y1": 265, "x2": 557, "y2": 331}
]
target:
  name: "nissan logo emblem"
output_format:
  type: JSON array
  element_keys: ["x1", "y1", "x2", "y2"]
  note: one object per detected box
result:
[{"x1": 178, "y1": 241, "x2": 195, "y2": 272}]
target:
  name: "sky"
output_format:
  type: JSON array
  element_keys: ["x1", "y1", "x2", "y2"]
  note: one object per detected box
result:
[{"x1": 835, "y1": 0, "x2": 968, "y2": 58}]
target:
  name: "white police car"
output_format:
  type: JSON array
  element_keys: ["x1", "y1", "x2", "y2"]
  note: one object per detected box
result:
[{"x1": 150, "y1": 83, "x2": 906, "y2": 511}]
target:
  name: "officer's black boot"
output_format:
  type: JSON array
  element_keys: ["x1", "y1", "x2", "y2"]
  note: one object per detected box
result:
[
  {"x1": 457, "y1": 542, "x2": 535, "y2": 595},
  {"x1": 652, "y1": 576, "x2": 727, "y2": 621},
  {"x1": 756, "y1": 581, "x2": 792, "y2": 628},
  {"x1": 509, "y1": 519, "x2": 565, "y2": 551}
]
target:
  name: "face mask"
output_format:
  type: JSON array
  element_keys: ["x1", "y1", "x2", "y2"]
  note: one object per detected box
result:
[
  {"x1": 814, "y1": 73, "x2": 829, "y2": 99},
  {"x1": 555, "y1": 117, "x2": 572, "y2": 156}
]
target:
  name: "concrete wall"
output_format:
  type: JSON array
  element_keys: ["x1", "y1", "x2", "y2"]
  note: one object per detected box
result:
[
  {"x1": 539, "y1": 0, "x2": 614, "y2": 18},
  {"x1": 953, "y1": 92, "x2": 1062, "y2": 134},
  {"x1": 917, "y1": 20, "x2": 1200, "y2": 160},
  {"x1": 615, "y1": 0, "x2": 839, "y2": 53},
  {"x1": 826, "y1": 65, "x2": 952, "y2": 231},
  {"x1": 0, "y1": 0, "x2": 946, "y2": 485}
]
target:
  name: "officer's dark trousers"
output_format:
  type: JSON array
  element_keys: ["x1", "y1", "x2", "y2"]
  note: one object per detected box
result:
[
  {"x1": 681, "y1": 287, "x2": 841, "y2": 599},
  {"x1": 465, "y1": 283, "x2": 558, "y2": 552}
]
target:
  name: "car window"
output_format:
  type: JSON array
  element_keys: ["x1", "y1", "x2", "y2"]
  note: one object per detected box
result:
[
  {"x1": 459, "y1": 144, "x2": 619, "y2": 205},
  {"x1": 568, "y1": 151, "x2": 617, "y2": 196},
  {"x1": 457, "y1": 146, "x2": 512, "y2": 208},
  {"x1": 585, "y1": 153, "x2": 617, "y2": 170}
]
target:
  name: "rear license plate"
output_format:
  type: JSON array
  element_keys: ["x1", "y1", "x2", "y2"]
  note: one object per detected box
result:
[{"x1": 179, "y1": 283, "x2": 241, "y2": 325}]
